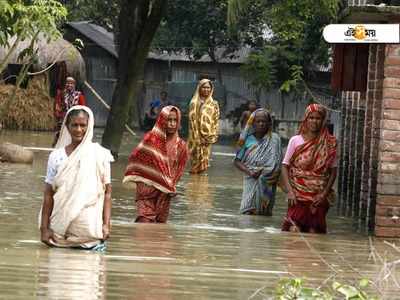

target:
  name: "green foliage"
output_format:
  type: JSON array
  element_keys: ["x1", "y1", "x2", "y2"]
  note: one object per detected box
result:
[
  {"x1": 230, "y1": 0, "x2": 341, "y2": 93},
  {"x1": 57, "y1": 0, "x2": 119, "y2": 32},
  {"x1": 275, "y1": 278, "x2": 379, "y2": 300},
  {"x1": 153, "y1": 0, "x2": 266, "y2": 60},
  {"x1": 0, "y1": 0, "x2": 67, "y2": 119},
  {"x1": 0, "y1": 0, "x2": 67, "y2": 46},
  {"x1": 240, "y1": 46, "x2": 276, "y2": 92}
]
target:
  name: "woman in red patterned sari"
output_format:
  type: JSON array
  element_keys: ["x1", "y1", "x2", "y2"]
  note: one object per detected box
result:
[
  {"x1": 281, "y1": 104, "x2": 337, "y2": 234},
  {"x1": 123, "y1": 106, "x2": 188, "y2": 223}
]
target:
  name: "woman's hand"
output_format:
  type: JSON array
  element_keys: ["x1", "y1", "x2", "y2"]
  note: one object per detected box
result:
[
  {"x1": 287, "y1": 190, "x2": 297, "y2": 207},
  {"x1": 168, "y1": 193, "x2": 178, "y2": 198},
  {"x1": 40, "y1": 228, "x2": 55, "y2": 246},
  {"x1": 312, "y1": 192, "x2": 327, "y2": 208},
  {"x1": 102, "y1": 224, "x2": 111, "y2": 240},
  {"x1": 249, "y1": 169, "x2": 262, "y2": 179}
]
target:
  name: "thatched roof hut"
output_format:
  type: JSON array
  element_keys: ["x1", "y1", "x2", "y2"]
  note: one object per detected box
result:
[
  {"x1": 0, "y1": 35, "x2": 86, "y2": 131},
  {"x1": 0, "y1": 34, "x2": 86, "y2": 82}
]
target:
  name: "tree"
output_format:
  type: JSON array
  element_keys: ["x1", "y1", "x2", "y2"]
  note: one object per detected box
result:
[
  {"x1": 152, "y1": 0, "x2": 266, "y2": 109},
  {"x1": 0, "y1": 0, "x2": 67, "y2": 119},
  {"x1": 57, "y1": 0, "x2": 119, "y2": 31},
  {"x1": 101, "y1": 1, "x2": 167, "y2": 156},
  {"x1": 229, "y1": 0, "x2": 341, "y2": 93},
  {"x1": 0, "y1": 0, "x2": 67, "y2": 74}
]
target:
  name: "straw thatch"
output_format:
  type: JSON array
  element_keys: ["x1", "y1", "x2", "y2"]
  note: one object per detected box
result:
[
  {"x1": 0, "y1": 34, "x2": 87, "y2": 130},
  {"x1": 0, "y1": 76, "x2": 55, "y2": 130},
  {"x1": 0, "y1": 34, "x2": 86, "y2": 82}
]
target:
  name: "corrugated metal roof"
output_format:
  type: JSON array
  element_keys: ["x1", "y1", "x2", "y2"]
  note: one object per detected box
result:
[
  {"x1": 66, "y1": 21, "x2": 117, "y2": 57},
  {"x1": 66, "y1": 21, "x2": 250, "y2": 63}
]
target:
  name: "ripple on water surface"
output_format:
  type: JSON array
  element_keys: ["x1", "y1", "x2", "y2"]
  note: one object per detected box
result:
[{"x1": 0, "y1": 129, "x2": 399, "y2": 299}]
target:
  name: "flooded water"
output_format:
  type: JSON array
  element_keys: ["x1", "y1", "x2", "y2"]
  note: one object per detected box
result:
[{"x1": 0, "y1": 129, "x2": 399, "y2": 299}]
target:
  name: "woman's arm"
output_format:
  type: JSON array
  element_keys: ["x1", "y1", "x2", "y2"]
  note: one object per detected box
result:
[
  {"x1": 314, "y1": 167, "x2": 337, "y2": 206},
  {"x1": 234, "y1": 159, "x2": 261, "y2": 179},
  {"x1": 102, "y1": 184, "x2": 112, "y2": 240},
  {"x1": 282, "y1": 164, "x2": 296, "y2": 206},
  {"x1": 40, "y1": 184, "x2": 55, "y2": 246}
]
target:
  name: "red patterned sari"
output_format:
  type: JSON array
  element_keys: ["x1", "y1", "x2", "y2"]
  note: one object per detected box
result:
[
  {"x1": 123, "y1": 106, "x2": 188, "y2": 223},
  {"x1": 282, "y1": 104, "x2": 337, "y2": 233}
]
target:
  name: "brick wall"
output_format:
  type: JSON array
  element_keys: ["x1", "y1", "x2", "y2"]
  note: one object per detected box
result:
[
  {"x1": 337, "y1": 44, "x2": 400, "y2": 237},
  {"x1": 375, "y1": 44, "x2": 400, "y2": 237}
]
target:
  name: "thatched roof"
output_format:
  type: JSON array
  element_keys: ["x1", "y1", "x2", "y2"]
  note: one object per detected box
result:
[{"x1": 0, "y1": 34, "x2": 86, "y2": 81}]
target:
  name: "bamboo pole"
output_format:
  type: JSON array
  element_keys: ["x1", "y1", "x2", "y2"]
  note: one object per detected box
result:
[{"x1": 84, "y1": 80, "x2": 136, "y2": 137}]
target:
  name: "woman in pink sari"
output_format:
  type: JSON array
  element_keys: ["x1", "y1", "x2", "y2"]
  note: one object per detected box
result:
[{"x1": 281, "y1": 104, "x2": 337, "y2": 234}]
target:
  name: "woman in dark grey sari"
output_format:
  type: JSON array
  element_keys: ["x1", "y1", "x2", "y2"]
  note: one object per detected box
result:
[{"x1": 234, "y1": 109, "x2": 282, "y2": 215}]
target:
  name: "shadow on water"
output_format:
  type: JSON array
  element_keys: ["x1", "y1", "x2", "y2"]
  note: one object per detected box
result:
[{"x1": 0, "y1": 129, "x2": 399, "y2": 299}]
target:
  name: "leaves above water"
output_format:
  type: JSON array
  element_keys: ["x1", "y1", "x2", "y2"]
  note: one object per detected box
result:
[{"x1": 275, "y1": 278, "x2": 378, "y2": 300}]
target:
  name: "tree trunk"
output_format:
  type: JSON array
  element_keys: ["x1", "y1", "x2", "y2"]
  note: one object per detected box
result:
[
  {"x1": 208, "y1": 49, "x2": 226, "y2": 117},
  {"x1": 102, "y1": 0, "x2": 167, "y2": 156}
]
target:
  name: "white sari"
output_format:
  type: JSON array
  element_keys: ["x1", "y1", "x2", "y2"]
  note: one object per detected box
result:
[{"x1": 39, "y1": 105, "x2": 114, "y2": 248}]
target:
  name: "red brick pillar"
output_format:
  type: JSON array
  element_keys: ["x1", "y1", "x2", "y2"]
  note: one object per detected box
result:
[
  {"x1": 375, "y1": 44, "x2": 400, "y2": 237},
  {"x1": 368, "y1": 45, "x2": 385, "y2": 231}
]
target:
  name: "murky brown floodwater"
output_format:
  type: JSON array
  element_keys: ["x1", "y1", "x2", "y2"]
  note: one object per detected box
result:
[{"x1": 0, "y1": 129, "x2": 399, "y2": 299}]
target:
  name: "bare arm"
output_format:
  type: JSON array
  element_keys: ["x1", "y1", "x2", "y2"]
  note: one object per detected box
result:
[
  {"x1": 281, "y1": 164, "x2": 296, "y2": 206},
  {"x1": 234, "y1": 158, "x2": 261, "y2": 179},
  {"x1": 102, "y1": 184, "x2": 112, "y2": 240},
  {"x1": 314, "y1": 167, "x2": 337, "y2": 206},
  {"x1": 324, "y1": 167, "x2": 337, "y2": 196},
  {"x1": 40, "y1": 184, "x2": 55, "y2": 246}
]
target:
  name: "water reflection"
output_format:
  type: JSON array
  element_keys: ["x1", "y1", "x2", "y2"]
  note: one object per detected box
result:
[
  {"x1": 37, "y1": 249, "x2": 106, "y2": 300},
  {"x1": 1, "y1": 129, "x2": 400, "y2": 299},
  {"x1": 184, "y1": 174, "x2": 214, "y2": 223},
  {"x1": 127, "y1": 225, "x2": 176, "y2": 300}
]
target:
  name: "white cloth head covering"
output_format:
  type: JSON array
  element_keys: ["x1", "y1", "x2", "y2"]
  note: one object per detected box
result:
[{"x1": 40, "y1": 105, "x2": 114, "y2": 247}]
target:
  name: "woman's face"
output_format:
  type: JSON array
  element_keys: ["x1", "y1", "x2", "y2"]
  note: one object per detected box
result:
[
  {"x1": 254, "y1": 112, "x2": 269, "y2": 135},
  {"x1": 307, "y1": 111, "x2": 323, "y2": 133},
  {"x1": 166, "y1": 110, "x2": 178, "y2": 135},
  {"x1": 67, "y1": 112, "x2": 89, "y2": 144},
  {"x1": 248, "y1": 102, "x2": 257, "y2": 112},
  {"x1": 199, "y1": 82, "x2": 212, "y2": 98},
  {"x1": 65, "y1": 80, "x2": 76, "y2": 92}
]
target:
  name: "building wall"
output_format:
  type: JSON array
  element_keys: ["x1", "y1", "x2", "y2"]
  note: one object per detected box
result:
[
  {"x1": 339, "y1": 44, "x2": 400, "y2": 237},
  {"x1": 64, "y1": 30, "x2": 117, "y2": 126},
  {"x1": 374, "y1": 44, "x2": 400, "y2": 237},
  {"x1": 141, "y1": 60, "x2": 339, "y2": 139}
]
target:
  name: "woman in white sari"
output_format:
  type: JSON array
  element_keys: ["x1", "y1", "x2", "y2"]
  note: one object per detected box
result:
[{"x1": 39, "y1": 105, "x2": 114, "y2": 249}]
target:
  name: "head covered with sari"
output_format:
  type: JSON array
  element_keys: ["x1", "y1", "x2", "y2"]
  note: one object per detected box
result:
[
  {"x1": 55, "y1": 105, "x2": 93, "y2": 149},
  {"x1": 237, "y1": 108, "x2": 272, "y2": 147},
  {"x1": 40, "y1": 105, "x2": 114, "y2": 247},
  {"x1": 235, "y1": 108, "x2": 281, "y2": 215},
  {"x1": 188, "y1": 79, "x2": 220, "y2": 148},
  {"x1": 123, "y1": 105, "x2": 188, "y2": 194},
  {"x1": 289, "y1": 103, "x2": 337, "y2": 203}
]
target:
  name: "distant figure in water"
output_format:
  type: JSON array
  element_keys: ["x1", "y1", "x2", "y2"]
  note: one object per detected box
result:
[
  {"x1": 239, "y1": 100, "x2": 257, "y2": 129},
  {"x1": 40, "y1": 106, "x2": 113, "y2": 249},
  {"x1": 281, "y1": 103, "x2": 337, "y2": 234},
  {"x1": 234, "y1": 108, "x2": 282, "y2": 216},
  {"x1": 53, "y1": 76, "x2": 86, "y2": 147},
  {"x1": 123, "y1": 106, "x2": 188, "y2": 223}
]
